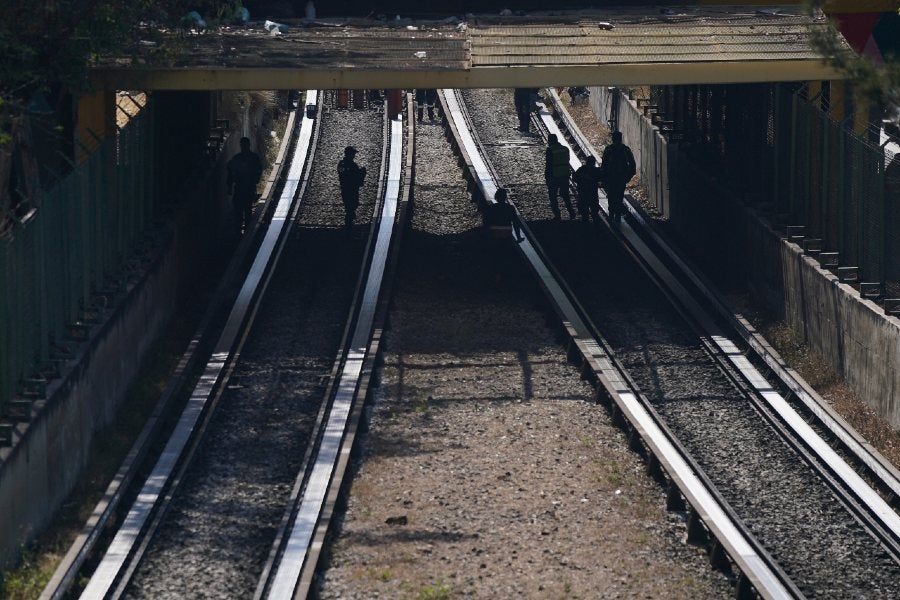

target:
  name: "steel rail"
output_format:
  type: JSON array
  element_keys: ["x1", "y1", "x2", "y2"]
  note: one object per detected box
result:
[
  {"x1": 546, "y1": 88, "x2": 900, "y2": 506},
  {"x1": 293, "y1": 93, "x2": 415, "y2": 599},
  {"x1": 541, "y1": 89, "x2": 900, "y2": 553},
  {"x1": 38, "y1": 100, "x2": 303, "y2": 600},
  {"x1": 77, "y1": 90, "x2": 321, "y2": 600},
  {"x1": 263, "y1": 102, "x2": 407, "y2": 600},
  {"x1": 440, "y1": 88, "x2": 798, "y2": 600},
  {"x1": 252, "y1": 94, "x2": 390, "y2": 600},
  {"x1": 251, "y1": 98, "x2": 391, "y2": 600}
]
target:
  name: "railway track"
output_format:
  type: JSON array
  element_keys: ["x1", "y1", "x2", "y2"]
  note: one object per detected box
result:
[
  {"x1": 538, "y1": 88, "x2": 900, "y2": 564},
  {"x1": 40, "y1": 95, "x2": 308, "y2": 600},
  {"x1": 41, "y1": 87, "x2": 900, "y2": 599},
  {"x1": 440, "y1": 88, "x2": 793, "y2": 598},
  {"x1": 317, "y1": 90, "x2": 733, "y2": 599},
  {"x1": 41, "y1": 90, "x2": 411, "y2": 600},
  {"x1": 543, "y1": 88, "x2": 900, "y2": 514},
  {"x1": 255, "y1": 95, "x2": 413, "y2": 600},
  {"x1": 539, "y1": 85, "x2": 900, "y2": 520},
  {"x1": 450, "y1": 88, "x2": 900, "y2": 598}
]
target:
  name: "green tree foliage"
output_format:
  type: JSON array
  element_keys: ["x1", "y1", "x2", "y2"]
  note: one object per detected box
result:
[
  {"x1": 809, "y1": 1, "x2": 900, "y2": 110},
  {"x1": 0, "y1": 1, "x2": 239, "y2": 146}
]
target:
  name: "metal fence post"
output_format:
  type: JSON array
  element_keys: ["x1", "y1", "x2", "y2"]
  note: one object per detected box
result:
[
  {"x1": 789, "y1": 95, "x2": 798, "y2": 218},
  {"x1": 821, "y1": 113, "x2": 831, "y2": 240},
  {"x1": 838, "y1": 124, "x2": 846, "y2": 253},
  {"x1": 772, "y1": 86, "x2": 779, "y2": 211},
  {"x1": 1, "y1": 242, "x2": 9, "y2": 414}
]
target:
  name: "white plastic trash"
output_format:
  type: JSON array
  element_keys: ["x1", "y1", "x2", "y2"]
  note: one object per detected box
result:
[{"x1": 264, "y1": 20, "x2": 288, "y2": 33}]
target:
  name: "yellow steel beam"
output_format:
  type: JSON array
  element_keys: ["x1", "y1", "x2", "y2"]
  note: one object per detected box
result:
[
  {"x1": 91, "y1": 61, "x2": 844, "y2": 91},
  {"x1": 825, "y1": 0, "x2": 899, "y2": 9},
  {"x1": 76, "y1": 91, "x2": 115, "y2": 162}
]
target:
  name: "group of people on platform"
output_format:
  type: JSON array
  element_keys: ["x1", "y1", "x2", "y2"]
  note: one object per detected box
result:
[{"x1": 226, "y1": 88, "x2": 635, "y2": 238}]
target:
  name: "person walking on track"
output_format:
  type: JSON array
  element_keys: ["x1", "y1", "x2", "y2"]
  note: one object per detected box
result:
[
  {"x1": 416, "y1": 89, "x2": 437, "y2": 123},
  {"x1": 600, "y1": 131, "x2": 636, "y2": 223},
  {"x1": 574, "y1": 155, "x2": 603, "y2": 224},
  {"x1": 337, "y1": 146, "x2": 366, "y2": 228},
  {"x1": 486, "y1": 187, "x2": 524, "y2": 242},
  {"x1": 227, "y1": 136, "x2": 263, "y2": 236},
  {"x1": 513, "y1": 88, "x2": 533, "y2": 133},
  {"x1": 545, "y1": 134, "x2": 575, "y2": 220}
]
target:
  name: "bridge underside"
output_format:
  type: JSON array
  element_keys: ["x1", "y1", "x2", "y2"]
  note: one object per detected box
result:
[{"x1": 92, "y1": 5, "x2": 845, "y2": 90}]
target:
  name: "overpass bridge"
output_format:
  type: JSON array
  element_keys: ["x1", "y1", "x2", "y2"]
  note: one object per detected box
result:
[{"x1": 91, "y1": 5, "x2": 847, "y2": 91}]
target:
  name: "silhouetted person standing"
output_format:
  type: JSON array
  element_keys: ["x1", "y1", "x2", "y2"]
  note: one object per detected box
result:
[
  {"x1": 416, "y1": 88, "x2": 437, "y2": 122},
  {"x1": 227, "y1": 136, "x2": 263, "y2": 235},
  {"x1": 486, "y1": 188, "x2": 524, "y2": 242},
  {"x1": 574, "y1": 155, "x2": 603, "y2": 224},
  {"x1": 545, "y1": 134, "x2": 575, "y2": 220},
  {"x1": 601, "y1": 131, "x2": 636, "y2": 222},
  {"x1": 513, "y1": 88, "x2": 533, "y2": 132},
  {"x1": 338, "y1": 146, "x2": 366, "y2": 227}
]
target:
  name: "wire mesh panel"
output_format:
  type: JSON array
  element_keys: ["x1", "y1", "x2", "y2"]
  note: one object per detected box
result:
[
  {"x1": 886, "y1": 148, "x2": 900, "y2": 296},
  {"x1": 647, "y1": 81, "x2": 896, "y2": 297},
  {"x1": 0, "y1": 102, "x2": 159, "y2": 416},
  {"x1": 778, "y1": 88, "x2": 893, "y2": 288}
]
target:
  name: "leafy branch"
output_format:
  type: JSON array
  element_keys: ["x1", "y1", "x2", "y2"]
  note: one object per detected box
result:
[
  {"x1": 808, "y1": 1, "x2": 900, "y2": 109},
  {"x1": 0, "y1": 1, "x2": 240, "y2": 147}
]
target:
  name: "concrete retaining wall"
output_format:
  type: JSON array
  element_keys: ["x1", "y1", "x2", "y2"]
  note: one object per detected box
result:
[
  {"x1": 0, "y1": 236, "x2": 177, "y2": 568},
  {"x1": 782, "y1": 241, "x2": 900, "y2": 427},
  {"x1": 683, "y1": 157, "x2": 900, "y2": 429}
]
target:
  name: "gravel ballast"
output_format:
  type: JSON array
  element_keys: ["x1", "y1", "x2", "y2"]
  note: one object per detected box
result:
[
  {"x1": 317, "y1": 110, "x2": 731, "y2": 599},
  {"x1": 460, "y1": 88, "x2": 900, "y2": 598}
]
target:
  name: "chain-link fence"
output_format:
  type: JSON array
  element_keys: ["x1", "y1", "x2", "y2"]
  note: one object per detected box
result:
[
  {"x1": 0, "y1": 102, "x2": 158, "y2": 417},
  {"x1": 651, "y1": 82, "x2": 899, "y2": 298},
  {"x1": 773, "y1": 85, "x2": 896, "y2": 292}
]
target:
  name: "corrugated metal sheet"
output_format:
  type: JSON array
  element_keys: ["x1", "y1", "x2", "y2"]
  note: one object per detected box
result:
[
  {"x1": 470, "y1": 7, "x2": 832, "y2": 66},
  {"x1": 176, "y1": 28, "x2": 470, "y2": 70}
]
